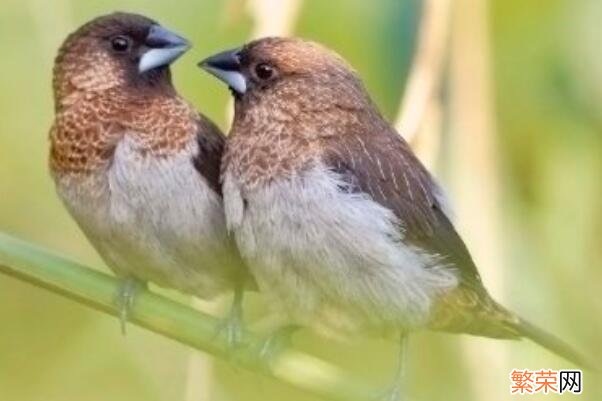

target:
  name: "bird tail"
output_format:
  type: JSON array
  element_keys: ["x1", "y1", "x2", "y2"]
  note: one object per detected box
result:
[
  {"x1": 431, "y1": 292, "x2": 593, "y2": 369},
  {"x1": 508, "y1": 315, "x2": 594, "y2": 370},
  {"x1": 431, "y1": 287, "x2": 593, "y2": 368}
]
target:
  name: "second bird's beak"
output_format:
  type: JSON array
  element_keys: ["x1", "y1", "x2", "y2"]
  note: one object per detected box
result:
[
  {"x1": 198, "y1": 48, "x2": 247, "y2": 95},
  {"x1": 138, "y1": 25, "x2": 190, "y2": 73}
]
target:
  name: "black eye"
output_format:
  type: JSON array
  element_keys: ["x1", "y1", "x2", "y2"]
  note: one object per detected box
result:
[
  {"x1": 111, "y1": 36, "x2": 131, "y2": 52},
  {"x1": 255, "y1": 63, "x2": 274, "y2": 80}
]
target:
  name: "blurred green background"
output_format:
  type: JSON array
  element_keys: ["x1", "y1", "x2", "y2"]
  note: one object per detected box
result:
[{"x1": 0, "y1": 0, "x2": 600, "y2": 400}]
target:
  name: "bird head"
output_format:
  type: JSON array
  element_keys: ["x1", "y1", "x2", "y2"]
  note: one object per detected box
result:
[
  {"x1": 199, "y1": 37, "x2": 373, "y2": 122},
  {"x1": 53, "y1": 12, "x2": 190, "y2": 108}
]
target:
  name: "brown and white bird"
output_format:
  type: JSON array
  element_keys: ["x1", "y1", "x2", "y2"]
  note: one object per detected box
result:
[
  {"x1": 199, "y1": 37, "x2": 588, "y2": 397},
  {"x1": 49, "y1": 12, "x2": 250, "y2": 340}
]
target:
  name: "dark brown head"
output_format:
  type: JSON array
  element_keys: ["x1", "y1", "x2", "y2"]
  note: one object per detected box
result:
[
  {"x1": 199, "y1": 37, "x2": 374, "y2": 123},
  {"x1": 53, "y1": 12, "x2": 190, "y2": 109}
]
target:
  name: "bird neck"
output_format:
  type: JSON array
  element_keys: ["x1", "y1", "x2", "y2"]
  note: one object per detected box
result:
[
  {"x1": 50, "y1": 87, "x2": 196, "y2": 176},
  {"x1": 53, "y1": 67, "x2": 175, "y2": 113}
]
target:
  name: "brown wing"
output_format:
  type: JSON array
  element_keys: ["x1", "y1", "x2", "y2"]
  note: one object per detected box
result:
[
  {"x1": 321, "y1": 128, "x2": 483, "y2": 285},
  {"x1": 192, "y1": 115, "x2": 226, "y2": 195},
  {"x1": 321, "y1": 127, "x2": 520, "y2": 337}
]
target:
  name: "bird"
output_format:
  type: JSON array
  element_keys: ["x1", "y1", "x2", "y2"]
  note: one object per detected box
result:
[
  {"x1": 49, "y1": 12, "x2": 252, "y2": 342},
  {"x1": 199, "y1": 37, "x2": 589, "y2": 398}
]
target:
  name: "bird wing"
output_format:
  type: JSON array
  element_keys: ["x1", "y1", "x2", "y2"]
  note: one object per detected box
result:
[
  {"x1": 192, "y1": 115, "x2": 226, "y2": 195},
  {"x1": 321, "y1": 128, "x2": 481, "y2": 285},
  {"x1": 320, "y1": 126, "x2": 520, "y2": 336}
]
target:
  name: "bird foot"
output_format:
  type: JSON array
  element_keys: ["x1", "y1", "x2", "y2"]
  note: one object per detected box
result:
[
  {"x1": 115, "y1": 278, "x2": 145, "y2": 335},
  {"x1": 214, "y1": 310, "x2": 245, "y2": 349},
  {"x1": 259, "y1": 325, "x2": 299, "y2": 362}
]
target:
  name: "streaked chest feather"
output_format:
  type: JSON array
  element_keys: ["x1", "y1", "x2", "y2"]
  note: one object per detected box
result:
[{"x1": 223, "y1": 165, "x2": 458, "y2": 337}]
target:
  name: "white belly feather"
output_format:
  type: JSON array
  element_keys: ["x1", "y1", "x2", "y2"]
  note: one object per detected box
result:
[
  {"x1": 53, "y1": 135, "x2": 235, "y2": 299},
  {"x1": 223, "y1": 165, "x2": 458, "y2": 337}
]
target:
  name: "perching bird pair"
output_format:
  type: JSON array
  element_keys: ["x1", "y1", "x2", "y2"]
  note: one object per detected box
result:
[{"x1": 49, "y1": 12, "x2": 588, "y2": 399}]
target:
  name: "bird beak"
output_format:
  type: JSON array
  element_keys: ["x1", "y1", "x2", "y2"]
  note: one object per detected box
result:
[
  {"x1": 198, "y1": 48, "x2": 247, "y2": 95},
  {"x1": 138, "y1": 25, "x2": 191, "y2": 73}
]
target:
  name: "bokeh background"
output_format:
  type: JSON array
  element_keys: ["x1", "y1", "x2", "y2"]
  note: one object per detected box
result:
[{"x1": 0, "y1": 0, "x2": 600, "y2": 400}]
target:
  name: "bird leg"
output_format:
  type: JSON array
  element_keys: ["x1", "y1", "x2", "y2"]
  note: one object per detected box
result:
[
  {"x1": 215, "y1": 285, "x2": 246, "y2": 348},
  {"x1": 259, "y1": 325, "x2": 301, "y2": 362},
  {"x1": 380, "y1": 332, "x2": 409, "y2": 401},
  {"x1": 115, "y1": 277, "x2": 146, "y2": 335}
]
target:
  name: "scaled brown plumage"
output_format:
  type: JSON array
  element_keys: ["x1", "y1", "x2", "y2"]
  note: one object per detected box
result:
[
  {"x1": 50, "y1": 13, "x2": 202, "y2": 176},
  {"x1": 50, "y1": 88, "x2": 200, "y2": 174}
]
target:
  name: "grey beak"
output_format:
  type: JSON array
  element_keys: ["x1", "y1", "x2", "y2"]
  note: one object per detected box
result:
[
  {"x1": 138, "y1": 25, "x2": 191, "y2": 73},
  {"x1": 198, "y1": 48, "x2": 247, "y2": 94}
]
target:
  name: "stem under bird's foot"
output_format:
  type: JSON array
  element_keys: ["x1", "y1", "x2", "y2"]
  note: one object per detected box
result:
[
  {"x1": 115, "y1": 277, "x2": 145, "y2": 335},
  {"x1": 259, "y1": 325, "x2": 300, "y2": 362},
  {"x1": 214, "y1": 286, "x2": 245, "y2": 349}
]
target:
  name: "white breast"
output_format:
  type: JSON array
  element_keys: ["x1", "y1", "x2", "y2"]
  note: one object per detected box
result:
[
  {"x1": 223, "y1": 165, "x2": 458, "y2": 337},
  {"x1": 54, "y1": 134, "x2": 236, "y2": 299}
]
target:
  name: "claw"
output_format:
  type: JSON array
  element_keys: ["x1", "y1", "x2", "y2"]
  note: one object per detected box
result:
[
  {"x1": 115, "y1": 277, "x2": 145, "y2": 335},
  {"x1": 259, "y1": 325, "x2": 300, "y2": 362},
  {"x1": 215, "y1": 312, "x2": 244, "y2": 348},
  {"x1": 214, "y1": 286, "x2": 246, "y2": 348}
]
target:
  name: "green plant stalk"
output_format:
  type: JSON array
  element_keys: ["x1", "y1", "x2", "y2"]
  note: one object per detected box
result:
[{"x1": 0, "y1": 231, "x2": 376, "y2": 401}]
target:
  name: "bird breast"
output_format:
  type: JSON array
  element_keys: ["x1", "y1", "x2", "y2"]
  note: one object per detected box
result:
[
  {"x1": 53, "y1": 133, "x2": 235, "y2": 298},
  {"x1": 222, "y1": 163, "x2": 458, "y2": 338}
]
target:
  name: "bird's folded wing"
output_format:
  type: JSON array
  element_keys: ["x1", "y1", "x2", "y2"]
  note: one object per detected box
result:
[
  {"x1": 192, "y1": 115, "x2": 226, "y2": 195},
  {"x1": 320, "y1": 128, "x2": 520, "y2": 335},
  {"x1": 321, "y1": 127, "x2": 480, "y2": 284}
]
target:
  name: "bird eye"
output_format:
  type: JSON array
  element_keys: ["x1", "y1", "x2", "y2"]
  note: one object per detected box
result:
[
  {"x1": 111, "y1": 36, "x2": 131, "y2": 52},
  {"x1": 254, "y1": 63, "x2": 274, "y2": 80}
]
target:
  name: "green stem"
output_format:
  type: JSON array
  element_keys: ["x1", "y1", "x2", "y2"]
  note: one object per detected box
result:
[{"x1": 0, "y1": 231, "x2": 375, "y2": 401}]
